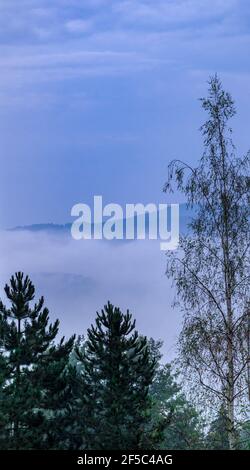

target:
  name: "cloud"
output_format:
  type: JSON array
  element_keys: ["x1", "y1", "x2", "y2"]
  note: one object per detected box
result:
[
  {"x1": 0, "y1": 0, "x2": 245, "y2": 47},
  {"x1": 113, "y1": 0, "x2": 238, "y2": 27},
  {"x1": 0, "y1": 46, "x2": 164, "y2": 94},
  {"x1": 0, "y1": 0, "x2": 248, "y2": 110},
  {"x1": 65, "y1": 19, "x2": 93, "y2": 34},
  {"x1": 0, "y1": 49, "x2": 142, "y2": 68}
]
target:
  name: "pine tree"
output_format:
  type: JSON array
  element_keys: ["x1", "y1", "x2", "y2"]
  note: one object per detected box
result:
[
  {"x1": 60, "y1": 337, "x2": 89, "y2": 450},
  {"x1": 145, "y1": 340, "x2": 204, "y2": 449},
  {"x1": 0, "y1": 272, "x2": 75, "y2": 449},
  {"x1": 206, "y1": 405, "x2": 230, "y2": 449},
  {"x1": 76, "y1": 302, "x2": 156, "y2": 450}
]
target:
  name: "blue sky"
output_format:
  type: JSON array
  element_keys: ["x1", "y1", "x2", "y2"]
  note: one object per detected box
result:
[
  {"x1": 1, "y1": 0, "x2": 250, "y2": 227},
  {"x1": 0, "y1": 1, "x2": 250, "y2": 353}
]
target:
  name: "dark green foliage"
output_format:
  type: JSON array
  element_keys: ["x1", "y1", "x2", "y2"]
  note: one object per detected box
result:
[
  {"x1": 238, "y1": 420, "x2": 250, "y2": 450},
  {"x1": 206, "y1": 405, "x2": 230, "y2": 450},
  {"x1": 150, "y1": 365, "x2": 204, "y2": 449},
  {"x1": 75, "y1": 302, "x2": 156, "y2": 450},
  {"x1": 205, "y1": 409, "x2": 250, "y2": 450},
  {"x1": 0, "y1": 272, "x2": 74, "y2": 449},
  {"x1": 60, "y1": 340, "x2": 89, "y2": 450},
  {"x1": 145, "y1": 340, "x2": 204, "y2": 450},
  {"x1": 0, "y1": 273, "x2": 247, "y2": 450}
]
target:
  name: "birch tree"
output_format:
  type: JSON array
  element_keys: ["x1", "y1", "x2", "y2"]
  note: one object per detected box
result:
[{"x1": 164, "y1": 76, "x2": 250, "y2": 449}]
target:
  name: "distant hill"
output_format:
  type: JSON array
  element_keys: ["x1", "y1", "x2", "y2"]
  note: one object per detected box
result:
[
  {"x1": 10, "y1": 223, "x2": 71, "y2": 233},
  {"x1": 10, "y1": 204, "x2": 195, "y2": 236}
]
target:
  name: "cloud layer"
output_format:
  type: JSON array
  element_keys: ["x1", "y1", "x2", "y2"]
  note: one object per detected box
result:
[
  {"x1": 0, "y1": 1, "x2": 249, "y2": 97},
  {"x1": 0, "y1": 229, "x2": 180, "y2": 359}
]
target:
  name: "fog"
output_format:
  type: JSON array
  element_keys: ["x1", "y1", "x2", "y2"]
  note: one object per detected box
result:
[{"x1": 0, "y1": 229, "x2": 181, "y2": 360}]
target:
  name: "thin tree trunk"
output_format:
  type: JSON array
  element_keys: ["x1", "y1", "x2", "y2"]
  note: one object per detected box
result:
[
  {"x1": 227, "y1": 309, "x2": 236, "y2": 449},
  {"x1": 247, "y1": 308, "x2": 250, "y2": 401},
  {"x1": 218, "y1": 116, "x2": 237, "y2": 450},
  {"x1": 14, "y1": 317, "x2": 21, "y2": 449}
]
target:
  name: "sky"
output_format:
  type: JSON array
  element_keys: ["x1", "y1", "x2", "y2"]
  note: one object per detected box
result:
[
  {"x1": 0, "y1": 0, "x2": 250, "y2": 356},
  {"x1": 1, "y1": 0, "x2": 250, "y2": 227}
]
